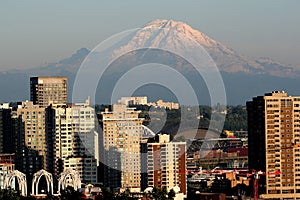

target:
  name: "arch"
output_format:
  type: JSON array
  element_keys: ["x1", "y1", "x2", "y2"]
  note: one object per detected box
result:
[
  {"x1": 31, "y1": 169, "x2": 53, "y2": 196},
  {"x1": 141, "y1": 125, "x2": 156, "y2": 139},
  {"x1": 58, "y1": 169, "x2": 81, "y2": 194},
  {"x1": 4, "y1": 170, "x2": 27, "y2": 196}
]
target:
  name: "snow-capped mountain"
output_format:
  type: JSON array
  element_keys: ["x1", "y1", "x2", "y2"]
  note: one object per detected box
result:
[
  {"x1": 113, "y1": 19, "x2": 297, "y2": 78},
  {"x1": 1, "y1": 19, "x2": 300, "y2": 104}
]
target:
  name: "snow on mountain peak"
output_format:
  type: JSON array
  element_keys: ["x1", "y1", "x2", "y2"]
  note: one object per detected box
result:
[
  {"x1": 111, "y1": 19, "x2": 295, "y2": 77},
  {"x1": 113, "y1": 19, "x2": 238, "y2": 59},
  {"x1": 143, "y1": 19, "x2": 219, "y2": 47},
  {"x1": 114, "y1": 19, "x2": 230, "y2": 58}
]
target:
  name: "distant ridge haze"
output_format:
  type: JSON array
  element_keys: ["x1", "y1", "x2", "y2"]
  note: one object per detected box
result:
[{"x1": 1, "y1": 19, "x2": 300, "y2": 105}]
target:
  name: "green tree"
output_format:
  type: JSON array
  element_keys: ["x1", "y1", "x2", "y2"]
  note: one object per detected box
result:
[
  {"x1": 60, "y1": 186, "x2": 85, "y2": 200},
  {"x1": 0, "y1": 188, "x2": 21, "y2": 200},
  {"x1": 95, "y1": 187, "x2": 115, "y2": 200},
  {"x1": 117, "y1": 188, "x2": 134, "y2": 200},
  {"x1": 151, "y1": 187, "x2": 169, "y2": 200},
  {"x1": 167, "y1": 189, "x2": 175, "y2": 200}
]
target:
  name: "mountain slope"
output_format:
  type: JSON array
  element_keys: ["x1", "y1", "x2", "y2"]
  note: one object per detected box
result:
[
  {"x1": 113, "y1": 19, "x2": 298, "y2": 78},
  {"x1": 1, "y1": 19, "x2": 300, "y2": 104}
]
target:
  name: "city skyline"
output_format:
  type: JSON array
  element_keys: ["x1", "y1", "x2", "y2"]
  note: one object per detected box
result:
[
  {"x1": 3, "y1": 75, "x2": 300, "y2": 199},
  {"x1": 0, "y1": 76, "x2": 190, "y2": 199},
  {"x1": 0, "y1": 76, "x2": 99, "y2": 196},
  {"x1": 1, "y1": 2, "x2": 300, "y2": 198}
]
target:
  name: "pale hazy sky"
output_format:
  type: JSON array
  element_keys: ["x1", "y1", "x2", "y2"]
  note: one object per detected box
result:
[{"x1": 0, "y1": 0, "x2": 299, "y2": 71}]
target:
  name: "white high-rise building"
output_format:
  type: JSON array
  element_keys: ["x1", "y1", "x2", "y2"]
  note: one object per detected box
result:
[{"x1": 51, "y1": 98, "x2": 98, "y2": 184}]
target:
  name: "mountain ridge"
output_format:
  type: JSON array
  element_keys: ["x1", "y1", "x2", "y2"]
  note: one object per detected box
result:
[{"x1": 1, "y1": 19, "x2": 300, "y2": 104}]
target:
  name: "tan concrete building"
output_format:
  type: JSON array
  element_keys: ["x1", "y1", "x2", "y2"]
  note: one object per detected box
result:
[
  {"x1": 118, "y1": 96, "x2": 148, "y2": 106},
  {"x1": 147, "y1": 134, "x2": 187, "y2": 195},
  {"x1": 147, "y1": 99, "x2": 179, "y2": 109},
  {"x1": 30, "y1": 76, "x2": 68, "y2": 107},
  {"x1": 16, "y1": 101, "x2": 48, "y2": 177},
  {"x1": 101, "y1": 104, "x2": 144, "y2": 190},
  {"x1": 247, "y1": 91, "x2": 300, "y2": 199}
]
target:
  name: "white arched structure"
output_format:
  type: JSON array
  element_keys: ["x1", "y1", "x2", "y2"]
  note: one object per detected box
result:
[
  {"x1": 142, "y1": 125, "x2": 156, "y2": 139},
  {"x1": 4, "y1": 170, "x2": 27, "y2": 196},
  {"x1": 31, "y1": 169, "x2": 53, "y2": 196},
  {"x1": 58, "y1": 169, "x2": 81, "y2": 194}
]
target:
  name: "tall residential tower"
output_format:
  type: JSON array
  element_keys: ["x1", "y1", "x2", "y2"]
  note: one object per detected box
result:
[
  {"x1": 15, "y1": 101, "x2": 49, "y2": 178},
  {"x1": 247, "y1": 91, "x2": 300, "y2": 199},
  {"x1": 50, "y1": 98, "x2": 98, "y2": 184},
  {"x1": 101, "y1": 104, "x2": 144, "y2": 191}
]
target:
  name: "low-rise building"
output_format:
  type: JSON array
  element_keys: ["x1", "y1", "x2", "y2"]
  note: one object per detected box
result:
[
  {"x1": 118, "y1": 96, "x2": 148, "y2": 106},
  {"x1": 0, "y1": 154, "x2": 15, "y2": 189},
  {"x1": 147, "y1": 100, "x2": 179, "y2": 109}
]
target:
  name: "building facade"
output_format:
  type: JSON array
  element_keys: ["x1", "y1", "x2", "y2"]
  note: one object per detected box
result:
[
  {"x1": 0, "y1": 154, "x2": 15, "y2": 189},
  {"x1": 147, "y1": 134, "x2": 187, "y2": 195},
  {"x1": 30, "y1": 76, "x2": 68, "y2": 107},
  {"x1": 101, "y1": 104, "x2": 144, "y2": 191},
  {"x1": 118, "y1": 96, "x2": 148, "y2": 106},
  {"x1": 247, "y1": 91, "x2": 300, "y2": 199},
  {"x1": 51, "y1": 98, "x2": 98, "y2": 184},
  {"x1": 63, "y1": 157, "x2": 97, "y2": 184},
  {"x1": 15, "y1": 101, "x2": 50, "y2": 181},
  {"x1": 147, "y1": 99, "x2": 179, "y2": 110}
]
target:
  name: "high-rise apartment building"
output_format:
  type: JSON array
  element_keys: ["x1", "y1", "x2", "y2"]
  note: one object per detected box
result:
[
  {"x1": 15, "y1": 101, "x2": 49, "y2": 178},
  {"x1": 247, "y1": 91, "x2": 300, "y2": 199},
  {"x1": 147, "y1": 134, "x2": 187, "y2": 195},
  {"x1": 50, "y1": 98, "x2": 98, "y2": 184},
  {"x1": 101, "y1": 104, "x2": 144, "y2": 191},
  {"x1": 30, "y1": 76, "x2": 68, "y2": 107}
]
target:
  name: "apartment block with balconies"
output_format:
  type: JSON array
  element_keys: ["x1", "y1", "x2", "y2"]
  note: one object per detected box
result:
[{"x1": 247, "y1": 91, "x2": 300, "y2": 199}]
